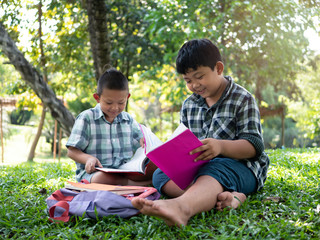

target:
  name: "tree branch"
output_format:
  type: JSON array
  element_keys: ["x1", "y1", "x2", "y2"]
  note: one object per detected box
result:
[{"x1": 0, "y1": 22, "x2": 74, "y2": 135}]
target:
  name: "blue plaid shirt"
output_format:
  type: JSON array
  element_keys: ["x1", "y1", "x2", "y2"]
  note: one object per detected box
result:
[
  {"x1": 181, "y1": 76, "x2": 269, "y2": 190},
  {"x1": 66, "y1": 104, "x2": 143, "y2": 178}
]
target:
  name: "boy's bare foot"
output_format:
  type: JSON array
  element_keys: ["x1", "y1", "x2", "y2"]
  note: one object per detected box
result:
[
  {"x1": 216, "y1": 191, "x2": 246, "y2": 211},
  {"x1": 131, "y1": 198, "x2": 190, "y2": 227}
]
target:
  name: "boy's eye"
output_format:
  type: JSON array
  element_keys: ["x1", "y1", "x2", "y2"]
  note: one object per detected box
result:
[{"x1": 197, "y1": 74, "x2": 205, "y2": 79}]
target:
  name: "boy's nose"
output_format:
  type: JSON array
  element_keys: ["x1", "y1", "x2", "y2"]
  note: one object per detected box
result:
[
  {"x1": 193, "y1": 82, "x2": 201, "y2": 89},
  {"x1": 110, "y1": 104, "x2": 118, "y2": 110}
]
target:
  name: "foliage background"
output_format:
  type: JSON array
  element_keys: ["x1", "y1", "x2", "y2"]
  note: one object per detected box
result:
[{"x1": 0, "y1": 0, "x2": 320, "y2": 150}]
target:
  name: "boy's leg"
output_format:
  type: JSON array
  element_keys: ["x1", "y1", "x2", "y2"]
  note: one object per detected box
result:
[
  {"x1": 132, "y1": 175, "x2": 224, "y2": 226},
  {"x1": 125, "y1": 161, "x2": 158, "y2": 182},
  {"x1": 91, "y1": 171, "x2": 128, "y2": 185},
  {"x1": 88, "y1": 161, "x2": 158, "y2": 186},
  {"x1": 90, "y1": 171, "x2": 152, "y2": 186},
  {"x1": 153, "y1": 157, "x2": 256, "y2": 200},
  {"x1": 152, "y1": 168, "x2": 185, "y2": 197},
  {"x1": 135, "y1": 157, "x2": 255, "y2": 226}
]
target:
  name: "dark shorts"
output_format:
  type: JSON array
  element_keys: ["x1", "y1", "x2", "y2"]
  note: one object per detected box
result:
[{"x1": 152, "y1": 157, "x2": 257, "y2": 195}]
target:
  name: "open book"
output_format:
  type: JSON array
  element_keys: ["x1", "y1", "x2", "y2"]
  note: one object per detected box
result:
[
  {"x1": 96, "y1": 147, "x2": 151, "y2": 174},
  {"x1": 96, "y1": 129, "x2": 163, "y2": 174},
  {"x1": 97, "y1": 123, "x2": 208, "y2": 189},
  {"x1": 141, "y1": 123, "x2": 208, "y2": 190}
]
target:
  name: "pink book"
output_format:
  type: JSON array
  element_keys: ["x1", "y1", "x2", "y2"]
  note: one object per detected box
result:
[{"x1": 140, "y1": 124, "x2": 209, "y2": 190}]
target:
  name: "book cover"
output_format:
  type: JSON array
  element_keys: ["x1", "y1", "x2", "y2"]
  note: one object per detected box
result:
[
  {"x1": 140, "y1": 123, "x2": 209, "y2": 190},
  {"x1": 65, "y1": 181, "x2": 158, "y2": 198}
]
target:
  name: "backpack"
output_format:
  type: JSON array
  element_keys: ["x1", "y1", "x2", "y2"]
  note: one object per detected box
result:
[{"x1": 46, "y1": 182, "x2": 160, "y2": 222}]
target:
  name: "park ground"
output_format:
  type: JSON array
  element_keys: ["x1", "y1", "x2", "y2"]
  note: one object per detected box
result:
[{"x1": 0, "y1": 124, "x2": 319, "y2": 239}]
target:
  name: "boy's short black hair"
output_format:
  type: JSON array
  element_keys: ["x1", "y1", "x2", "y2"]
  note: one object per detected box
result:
[
  {"x1": 97, "y1": 68, "x2": 128, "y2": 95},
  {"x1": 176, "y1": 39, "x2": 222, "y2": 74}
]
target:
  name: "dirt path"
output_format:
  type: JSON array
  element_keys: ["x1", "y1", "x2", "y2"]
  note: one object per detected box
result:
[{"x1": 0, "y1": 124, "x2": 66, "y2": 165}]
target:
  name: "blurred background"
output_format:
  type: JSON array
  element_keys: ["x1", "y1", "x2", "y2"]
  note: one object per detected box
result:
[{"x1": 0, "y1": 0, "x2": 319, "y2": 164}]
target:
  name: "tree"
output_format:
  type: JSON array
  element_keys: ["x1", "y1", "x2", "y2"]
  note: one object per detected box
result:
[
  {"x1": 85, "y1": 0, "x2": 111, "y2": 81},
  {"x1": 27, "y1": 0, "x2": 48, "y2": 161},
  {"x1": 286, "y1": 54, "x2": 320, "y2": 144},
  {"x1": 0, "y1": 22, "x2": 75, "y2": 135},
  {"x1": 142, "y1": 0, "x2": 316, "y2": 106},
  {"x1": 106, "y1": 0, "x2": 163, "y2": 80}
]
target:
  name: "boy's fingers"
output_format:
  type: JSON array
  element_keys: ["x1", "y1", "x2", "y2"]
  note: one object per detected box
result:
[
  {"x1": 194, "y1": 150, "x2": 216, "y2": 161},
  {"x1": 194, "y1": 153, "x2": 209, "y2": 162},
  {"x1": 97, "y1": 160, "x2": 103, "y2": 168},
  {"x1": 189, "y1": 145, "x2": 206, "y2": 155},
  {"x1": 140, "y1": 138, "x2": 145, "y2": 147}
]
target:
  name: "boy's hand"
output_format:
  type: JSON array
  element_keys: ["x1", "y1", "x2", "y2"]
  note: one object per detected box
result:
[
  {"x1": 139, "y1": 137, "x2": 145, "y2": 148},
  {"x1": 190, "y1": 138, "x2": 222, "y2": 161},
  {"x1": 85, "y1": 157, "x2": 103, "y2": 173}
]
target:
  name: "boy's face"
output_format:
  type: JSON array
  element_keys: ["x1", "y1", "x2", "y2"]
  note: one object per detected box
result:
[
  {"x1": 182, "y1": 63, "x2": 225, "y2": 103},
  {"x1": 93, "y1": 88, "x2": 129, "y2": 123}
]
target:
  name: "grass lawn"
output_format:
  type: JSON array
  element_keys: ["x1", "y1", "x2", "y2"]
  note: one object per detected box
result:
[{"x1": 0, "y1": 147, "x2": 319, "y2": 239}]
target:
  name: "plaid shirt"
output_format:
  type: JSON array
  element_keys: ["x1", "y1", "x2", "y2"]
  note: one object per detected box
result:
[
  {"x1": 66, "y1": 104, "x2": 143, "y2": 178},
  {"x1": 181, "y1": 76, "x2": 269, "y2": 190}
]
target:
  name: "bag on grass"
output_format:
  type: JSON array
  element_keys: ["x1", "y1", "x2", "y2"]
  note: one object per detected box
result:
[{"x1": 46, "y1": 183, "x2": 160, "y2": 222}]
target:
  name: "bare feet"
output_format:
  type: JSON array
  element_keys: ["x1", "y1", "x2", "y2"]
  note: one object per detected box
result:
[
  {"x1": 216, "y1": 191, "x2": 246, "y2": 211},
  {"x1": 131, "y1": 198, "x2": 190, "y2": 227}
]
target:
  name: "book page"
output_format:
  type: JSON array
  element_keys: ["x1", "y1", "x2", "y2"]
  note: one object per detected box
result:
[
  {"x1": 65, "y1": 181, "x2": 147, "y2": 195},
  {"x1": 166, "y1": 123, "x2": 188, "y2": 141},
  {"x1": 118, "y1": 147, "x2": 146, "y2": 172},
  {"x1": 96, "y1": 147, "x2": 147, "y2": 173},
  {"x1": 140, "y1": 125, "x2": 163, "y2": 153}
]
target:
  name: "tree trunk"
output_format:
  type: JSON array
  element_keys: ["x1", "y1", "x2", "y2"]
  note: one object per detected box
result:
[
  {"x1": 85, "y1": 0, "x2": 111, "y2": 81},
  {"x1": 0, "y1": 22, "x2": 75, "y2": 135},
  {"x1": 27, "y1": 1, "x2": 47, "y2": 162},
  {"x1": 27, "y1": 107, "x2": 46, "y2": 161}
]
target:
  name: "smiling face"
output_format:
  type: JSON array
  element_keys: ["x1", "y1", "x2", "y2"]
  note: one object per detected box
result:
[
  {"x1": 182, "y1": 63, "x2": 227, "y2": 106},
  {"x1": 93, "y1": 88, "x2": 129, "y2": 123}
]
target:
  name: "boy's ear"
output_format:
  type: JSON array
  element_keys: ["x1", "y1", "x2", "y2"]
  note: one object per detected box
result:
[
  {"x1": 127, "y1": 93, "x2": 131, "y2": 99},
  {"x1": 216, "y1": 61, "x2": 224, "y2": 75},
  {"x1": 93, "y1": 93, "x2": 100, "y2": 103}
]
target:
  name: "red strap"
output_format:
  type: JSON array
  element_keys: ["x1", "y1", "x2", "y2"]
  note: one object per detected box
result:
[
  {"x1": 80, "y1": 179, "x2": 90, "y2": 184},
  {"x1": 49, "y1": 201, "x2": 70, "y2": 222},
  {"x1": 51, "y1": 190, "x2": 74, "y2": 201},
  {"x1": 126, "y1": 187, "x2": 158, "y2": 200}
]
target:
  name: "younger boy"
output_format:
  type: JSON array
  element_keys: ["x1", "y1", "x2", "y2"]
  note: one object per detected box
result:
[
  {"x1": 66, "y1": 68, "x2": 156, "y2": 185},
  {"x1": 132, "y1": 39, "x2": 270, "y2": 226}
]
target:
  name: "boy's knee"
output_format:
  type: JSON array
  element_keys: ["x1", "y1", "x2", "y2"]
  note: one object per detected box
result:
[{"x1": 152, "y1": 168, "x2": 170, "y2": 193}]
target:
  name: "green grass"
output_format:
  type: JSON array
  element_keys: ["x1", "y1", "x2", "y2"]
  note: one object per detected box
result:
[{"x1": 0, "y1": 148, "x2": 319, "y2": 239}]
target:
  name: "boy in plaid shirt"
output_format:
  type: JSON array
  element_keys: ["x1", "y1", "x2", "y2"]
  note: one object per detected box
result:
[
  {"x1": 132, "y1": 39, "x2": 270, "y2": 226},
  {"x1": 66, "y1": 68, "x2": 156, "y2": 185}
]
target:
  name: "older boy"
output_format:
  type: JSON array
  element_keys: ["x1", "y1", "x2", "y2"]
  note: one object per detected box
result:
[
  {"x1": 132, "y1": 39, "x2": 269, "y2": 226},
  {"x1": 66, "y1": 68, "x2": 156, "y2": 185}
]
